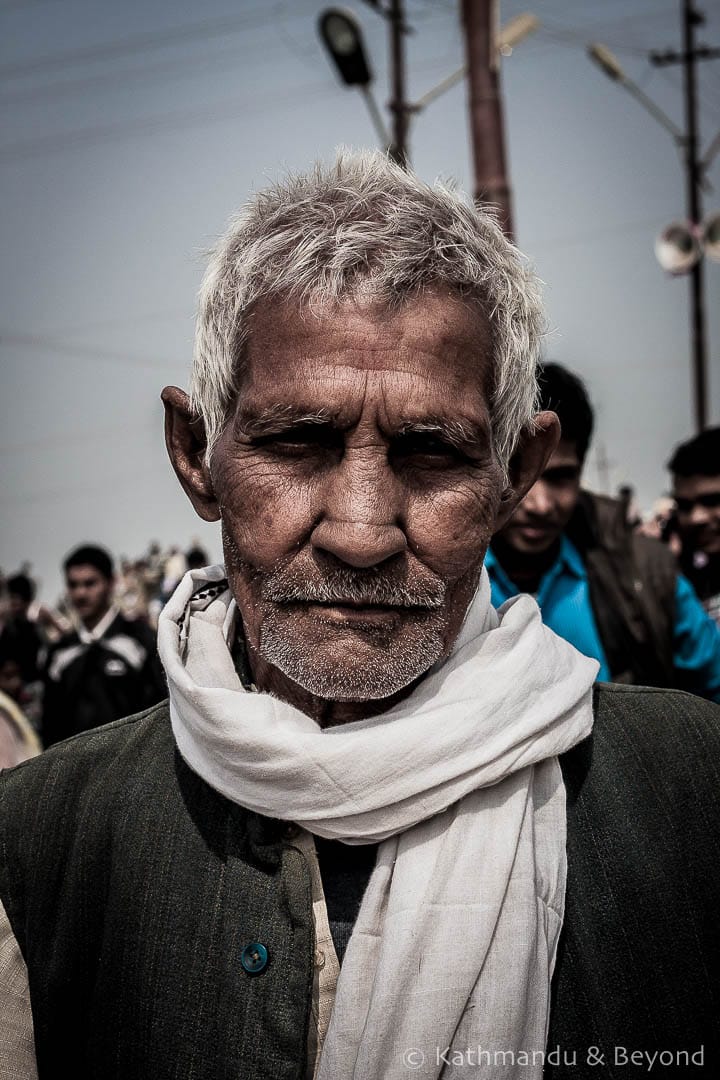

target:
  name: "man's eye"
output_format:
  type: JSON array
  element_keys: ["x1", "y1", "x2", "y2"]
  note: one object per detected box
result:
[
  {"x1": 543, "y1": 468, "x2": 580, "y2": 485},
  {"x1": 392, "y1": 435, "x2": 462, "y2": 462},
  {"x1": 675, "y1": 493, "x2": 720, "y2": 512},
  {"x1": 256, "y1": 426, "x2": 341, "y2": 454}
]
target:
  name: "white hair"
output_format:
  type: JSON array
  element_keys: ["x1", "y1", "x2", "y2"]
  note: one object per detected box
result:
[{"x1": 190, "y1": 148, "x2": 544, "y2": 474}]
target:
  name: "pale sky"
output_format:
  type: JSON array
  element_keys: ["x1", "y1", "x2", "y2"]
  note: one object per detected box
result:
[{"x1": 2, "y1": 0, "x2": 719, "y2": 602}]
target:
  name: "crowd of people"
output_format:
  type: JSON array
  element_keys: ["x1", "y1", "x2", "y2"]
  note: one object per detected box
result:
[
  {"x1": 1, "y1": 152, "x2": 718, "y2": 1078},
  {"x1": 0, "y1": 541, "x2": 210, "y2": 766},
  {"x1": 488, "y1": 364, "x2": 720, "y2": 697}
]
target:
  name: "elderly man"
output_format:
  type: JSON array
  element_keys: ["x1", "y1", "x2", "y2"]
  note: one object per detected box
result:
[{"x1": 1, "y1": 153, "x2": 718, "y2": 1080}]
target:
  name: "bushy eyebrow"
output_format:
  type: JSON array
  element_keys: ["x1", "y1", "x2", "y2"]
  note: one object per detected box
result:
[
  {"x1": 235, "y1": 404, "x2": 487, "y2": 449},
  {"x1": 396, "y1": 417, "x2": 486, "y2": 449},
  {"x1": 235, "y1": 403, "x2": 334, "y2": 438}
]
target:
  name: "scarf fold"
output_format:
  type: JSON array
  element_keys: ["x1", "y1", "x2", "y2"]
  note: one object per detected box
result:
[{"x1": 158, "y1": 565, "x2": 598, "y2": 1079}]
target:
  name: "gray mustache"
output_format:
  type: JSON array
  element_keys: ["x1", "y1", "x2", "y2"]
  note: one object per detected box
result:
[{"x1": 262, "y1": 568, "x2": 447, "y2": 609}]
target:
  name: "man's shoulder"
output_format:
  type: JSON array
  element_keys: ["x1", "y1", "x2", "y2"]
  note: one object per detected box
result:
[
  {"x1": 553, "y1": 684, "x2": 720, "y2": 1059},
  {"x1": 44, "y1": 627, "x2": 81, "y2": 655},
  {"x1": 0, "y1": 699, "x2": 172, "y2": 806},
  {"x1": 593, "y1": 680, "x2": 718, "y2": 727},
  {"x1": 42, "y1": 629, "x2": 84, "y2": 683},
  {"x1": 564, "y1": 682, "x2": 720, "y2": 804}
]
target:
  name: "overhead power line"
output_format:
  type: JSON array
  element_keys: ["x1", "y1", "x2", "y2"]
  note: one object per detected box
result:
[
  {"x1": 0, "y1": 38, "x2": 296, "y2": 107},
  {"x1": 0, "y1": 0, "x2": 62, "y2": 12},
  {"x1": 31, "y1": 308, "x2": 192, "y2": 339},
  {"x1": 0, "y1": 8, "x2": 293, "y2": 81},
  {"x1": 0, "y1": 420, "x2": 152, "y2": 457},
  {"x1": 0, "y1": 79, "x2": 332, "y2": 162},
  {"x1": 1, "y1": 331, "x2": 179, "y2": 369},
  {"x1": 528, "y1": 212, "x2": 688, "y2": 252},
  {"x1": 0, "y1": 38, "x2": 479, "y2": 164},
  {"x1": 0, "y1": 469, "x2": 161, "y2": 507}
]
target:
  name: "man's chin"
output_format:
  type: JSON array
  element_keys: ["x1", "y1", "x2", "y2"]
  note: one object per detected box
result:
[
  {"x1": 698, "y1": 537, "x2": 720, "y2": 558},
  {"x1": 263, "y1": 655, "x2": 437, "y2": 702},
  {"x1": 503, "y1": 526, "x2": 559, "y2": 555},
  {"x1": 258, "y1": 611, "x2": 447, "y2": 702}
]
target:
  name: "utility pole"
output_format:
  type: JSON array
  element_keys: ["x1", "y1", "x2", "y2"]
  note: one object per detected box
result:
[
  {"x1": 387, "y1": 0, "x2": 410, "y2": 167},
  {"x1": 320, "y1": 3, "x2": 536, "y2": 176},
  {"x1": 461, "y1": 0, "x2": 514, "y2": 238},
  {"x1": 683, "y1": 0, "x2": 707, "y2": 432},
  {"x1": 650, "y1": 0, "x2": 720, "y2": 431},
  {"x1": 594, "y1": 442, "x2": 612, "y2": 496}
]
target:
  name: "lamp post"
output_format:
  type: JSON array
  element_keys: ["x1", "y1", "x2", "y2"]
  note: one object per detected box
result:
[
  {"x1": 678, "y1": 0, "x2": 708, "y2": 431},
  {"x1": 462, "y1": 0, "x2": 514, "y2": 237},
  {"x1": 387, "y1": 0, "x2": 410, "y2": 168},
  {"x1": 588, "y1": 1, "x2": 720, "y2": 432}
]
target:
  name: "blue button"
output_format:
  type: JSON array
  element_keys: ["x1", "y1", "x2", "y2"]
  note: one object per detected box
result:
[{"x1": 240, "y1": 942, "x2": 269, "y2": 975}]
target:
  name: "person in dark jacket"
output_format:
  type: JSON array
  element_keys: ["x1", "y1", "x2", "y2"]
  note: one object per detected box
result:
[
  {"x1": 0, "y1": 573, "x2": 44, "y2": 687},
  {"x1": 488, "y1": 362, "x2": 720, "y2": 698},
  {"x1": 42, "y1": 544, "x2": 165, "y2": 745},
  {"x1": 1, "y1": 153, "x2": 718, "y2": 1080},
  {"x1": 668, "y1": 426, "x2": 720, "y2": 626}
]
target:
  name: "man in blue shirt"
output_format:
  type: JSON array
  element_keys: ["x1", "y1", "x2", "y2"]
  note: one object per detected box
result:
[
  {"x1": 669, "y1": 427, "x2": 720, "y2": 627},
  {"x1": 488, "y1": 363, "x2": 720, "y2": 700}
]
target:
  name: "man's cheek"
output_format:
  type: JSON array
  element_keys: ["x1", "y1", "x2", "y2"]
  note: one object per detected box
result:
[
  {"x1": 214, "y1": 454, "x2": 298, "y2": 503},
  {"x1": 219, "y1": 494, "x2": 315, "y2": 566},
  {"x1": 406, "y1": 492, "x2": 498, "y2": 576}
]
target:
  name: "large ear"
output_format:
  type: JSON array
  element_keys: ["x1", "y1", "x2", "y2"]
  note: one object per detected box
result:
[
  {"x1": 493, "y1": 410, "x2": 560, "y2": 532},
  {"x1": 161, "y1": 386, "x2": 220, "y2": 522}
]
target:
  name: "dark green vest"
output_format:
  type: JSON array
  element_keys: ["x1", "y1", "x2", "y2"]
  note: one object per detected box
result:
[{"x1": 1, "y1": 685, "x2": 718, "y2": 1078}]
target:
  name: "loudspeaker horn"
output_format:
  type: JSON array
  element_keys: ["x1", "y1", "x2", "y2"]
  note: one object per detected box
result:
[
  {"x1": 703, "y1": 212, "x2": 720, "y2": 264},
  {"x1": 654, "y1": 220, "x2": 702, "y2": 275}
]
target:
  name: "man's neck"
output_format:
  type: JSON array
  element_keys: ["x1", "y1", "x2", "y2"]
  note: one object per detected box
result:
[
  {"x1": 682, "y1": 548, "x2": 720, "y2": 592},
  {"x1": 491, "y1": 536, "x2": 562, "y2": 595},
  {"x1": 80, "y1": 605, "x2": 114, "y2": 635}
]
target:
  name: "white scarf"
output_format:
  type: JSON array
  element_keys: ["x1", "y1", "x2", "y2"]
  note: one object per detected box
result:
[{"x1": 158, "y1": 565, "x2": 598, "y2": 1079}]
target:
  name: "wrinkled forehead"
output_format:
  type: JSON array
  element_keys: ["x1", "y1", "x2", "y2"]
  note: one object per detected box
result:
[{"x1": 239, "y1": 288, "x2": 495, "y2": 397}]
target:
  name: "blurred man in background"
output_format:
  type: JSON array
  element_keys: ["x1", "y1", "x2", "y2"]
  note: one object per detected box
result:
[
  {"x1": 42, "y1": 544, "x2": 165, "y2": 745},
  {"x1": 0, "y1": 638, "x2": 41, "y2": 768},
  {"x1": 0, "y1": 573, "x2": 48, "y2": 734},
  {"x1": 488, "y1": 363, "x2": 720, "y2": 698},
  {"x1": 669, "y1": 427, "x2": 720, "y2": 627},
  {"x1": 0, "y1": 574, "x2": 44, "y2": 688}
]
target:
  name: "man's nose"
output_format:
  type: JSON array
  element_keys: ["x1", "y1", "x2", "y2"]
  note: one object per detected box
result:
[
  {"x1": 310, "y1": 451, "x2": 407, "y2": 568},
  {"x1": 689, "y1": 502, "x2": 710, "y2": 526},
  {"x1": 522, "y1": 479, "x2": 553, "y2": 517}
]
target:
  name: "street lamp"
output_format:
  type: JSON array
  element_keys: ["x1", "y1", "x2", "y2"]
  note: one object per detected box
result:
[
  {"x1": 318, "y1": 9, "x2": 372, "y2": 88},
  {"x1": 318, "y1": 7, "x2": 392, "y2": 157}
]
